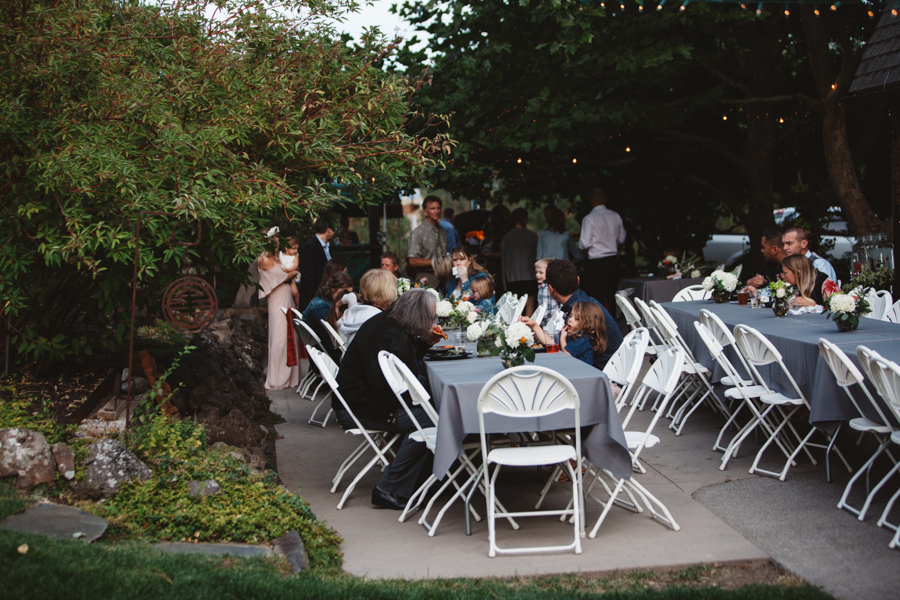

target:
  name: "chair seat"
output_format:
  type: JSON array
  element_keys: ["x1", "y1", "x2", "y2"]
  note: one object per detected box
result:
[
  {"x1": 848, "y1": 417, "x2": 892, "y2": 434},
  {"x1": 409, "y1": 427, "x2": 437, "y2": 450},
  {"x1": 720, "y1": 375, "x2": 754, "y2": 387},
  {"x1": 759, "y1": 392, "x2": 804, "y2": 406},
  {"x1": 625, "y1": 431, "x2": 660, "y2": 450},
  {"x1": 487, "y1": 444, "x2": 576, "y2": 467},
  {"x1": 683, "y1": 361, "x2": 710, "y2": 376},
  {"x1": 345, "y1": 428, "x2": 388, "y2": 436},
  {"x1": 724, "y1": 385, "x2": 767, "y2": 400}
]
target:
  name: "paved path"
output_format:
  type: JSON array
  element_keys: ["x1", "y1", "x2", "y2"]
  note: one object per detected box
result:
[{"x1": 272, "y1": 359, "x2": 899, "y2": 597}]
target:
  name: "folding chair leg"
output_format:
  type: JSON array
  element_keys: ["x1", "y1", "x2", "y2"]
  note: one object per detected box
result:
[
  {"x1": 331, "y1": 440, "x2": 370, "y2": 492},
  {"x1": 308, "y1": 397, "x2": 332, "y2": 427},
  {"x1": 877, "y1": 484, "x2": 900, "y2": 534},
  {"x1": 839, "y1": 437, "x2": 891, "y2": 516},
  {"x1": 588, "y1": 478, "x2": 625, "y2": 539},
  {"x1": 624, "y1": 478, "x2": 680, "y2": 531},
  {"x1": 859, "y1": 459, "x2": 900, "y2": 521}
]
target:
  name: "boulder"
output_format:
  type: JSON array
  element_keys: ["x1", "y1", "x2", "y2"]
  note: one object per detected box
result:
[
  {"x1": 240, "y1": 447, "x2": 266, "y2": 472},
  {"x1": 0, "y1": 429, "x2": 56, "y2": 489},
  {"x1": 196, "y1": 406, "x2": 265, "y2": 449},
  {"x1": 50, "y1": 442, "x2": 76, "y2": 480},
  {"x1": 83, "y1": 439, "x2": 151, "y2": 498},
  {"x1": 187, "y1": 479, "x2": 221, "y2": 497}
]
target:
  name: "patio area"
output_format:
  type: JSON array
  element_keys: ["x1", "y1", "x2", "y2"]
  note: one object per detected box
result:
[{"x1": 271, "y1": 361, "x2": 900, "y2": 599}]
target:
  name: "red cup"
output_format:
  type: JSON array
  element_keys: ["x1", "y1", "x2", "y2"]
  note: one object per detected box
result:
[{"x1": 737, "y1": 291, "x2": 749, "y2": 305}]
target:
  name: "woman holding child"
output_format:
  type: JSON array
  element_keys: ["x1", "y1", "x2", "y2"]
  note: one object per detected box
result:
[{"x1": 257, "y1": 234, "x2": 301, "y2": 391}]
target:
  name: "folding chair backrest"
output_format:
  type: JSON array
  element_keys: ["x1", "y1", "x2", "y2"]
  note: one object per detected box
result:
[
  {"x1": 307, "y1": 345, "x2": 339, "y2": 387},
  {"x1": 633, "y1": 297, "x2": 666, "y2": 347},
  {"x1": 672, "y1": 285, "x2": 711, "y2": 302},
  {"x1": 478, "y1": 366, "x2": 579, "y2": 418},
  {"x1": 865, "y1": 289, "x2": 892, "y2": 321},
  {"x1": 620, "y1": 346, "x2": 686, "y2": 433},
  {"x1": 546, "y1": 310, "x2": 565, "y2": 332},
  {"x1": 320, "y1": 320, "x2": 347, "y2": 356},
  {"x1": 872, "y1": 357, "x2": 900, "y2": 426},
  {"x1": 378, "y1": 351, "x2": 439, "y2": 424},
  {"x1": 509, "y1": 294, "x2": 528, "y2": 323},
  {"x1": 695, "y1": 321, "x2": 762, "y2": 397},
  {"x1": 378, "y1": 351, "x2": 436, "y2": 439},
  {"x1": 294, "y1": 317, "x2": 324, "y2": 350},
  {"x1": 530, "y1": 304, "x2": 546, "y2": 327},
  {"x1": 734, "y1": 325, "x2": 806, "y2": 403},
  {"x1": 856, "y1": 346, "x2": 900, "y2": 428},
  {"x1": 649, "y1": 300, "x2": 678, "y2": 330},
  {"x1": 616, "y1": 293, "x2": 642, "y2": 329},
  {"x1": 885, "y1": 300, "x2": 900, "y2": 324},
  {"x1": 604, "y1": 328, "x2": 649, "y2": 407},
  {"x1": 855, "y1": 345, "x2": 885, "y2": 383},
  {"x1": 699, "y1": 309, "x2": 735, "y2": 347},
  {"x1": 817, "y1": 338, "x2": 863, "y2": 388}
]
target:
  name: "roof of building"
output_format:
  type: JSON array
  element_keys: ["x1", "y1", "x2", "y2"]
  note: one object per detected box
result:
[{"x1": 848, "y1": 10, "x2": 900, "y2": 97}]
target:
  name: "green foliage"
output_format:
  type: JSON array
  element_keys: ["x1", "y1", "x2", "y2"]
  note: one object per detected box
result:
[
  {"x1": 0, "y1": 478, "x2": 29, "y2": 520},
  {"x1": 0, "y1": 393, "x2": 76, "y2": 447},
  {"x1": 848, "y1": 267, "x2": 894, "y2": 293},
  {"x1": 136, "y1": 320, "x2": 190, "y2": 349},
  {"x1": 1, "y1": 0, "x2": 452, "y2": 367},
  {"x1": 89, "y1": 411, "x2": 343, "y2": 571}
]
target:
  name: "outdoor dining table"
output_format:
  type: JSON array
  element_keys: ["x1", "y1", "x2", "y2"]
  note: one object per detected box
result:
[
  {"x1": 425, "y1": 353, "x2": 632, "y2": 481},
  {"x1": 619, "y1": 276, "x2": 705, "y2": 303},
  {"x1": 661, "y1": 300, "x2": 900, "y2": 434}
]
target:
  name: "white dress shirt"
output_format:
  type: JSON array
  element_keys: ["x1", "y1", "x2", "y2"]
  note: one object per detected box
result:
[
  {"x1": 805, "y1": 250, "x2": 837, "y2": 283},
  {"x1": 316, "y1": 233, "x2": 332, "y2": 261},
  {"x1": 579, "y1": 205, "x2": 626, "y2": 259}
]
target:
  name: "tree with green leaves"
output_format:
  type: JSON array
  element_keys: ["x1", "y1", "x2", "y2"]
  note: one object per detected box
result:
[{"x1": 0, "y1": 0, "x2": 451, "y2": 368}]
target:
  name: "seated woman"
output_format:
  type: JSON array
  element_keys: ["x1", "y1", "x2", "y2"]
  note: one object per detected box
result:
[
  {"x1": 303, "y1": 272, "x2": 353, "y2": 360},
  {"x1": 432, "y1": 254, "x2": 453, "y2": 294},
  {"x1": 558, "y1": 301, "x2": 607, "y2": 367},
  {"x1": 335, "y1": 289, "x2": 442, "y2": 510},
  {"x1": 781, "y1": 254, "x2": 840, "y2": 308},
  {"x1": 469, "y1": 275, "x2": 497, "y2": 316},
  {"x1": 338, "y1": 269, "x2": 399, "y2": 346},
  {"x1": 445, "y1": 245, "x2": 492, "y2": 300}
]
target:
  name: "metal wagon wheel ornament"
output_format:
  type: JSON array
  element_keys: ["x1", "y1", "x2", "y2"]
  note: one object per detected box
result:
[{"x1": 162, "y1": 276, "x2": 218, "y2": 331}]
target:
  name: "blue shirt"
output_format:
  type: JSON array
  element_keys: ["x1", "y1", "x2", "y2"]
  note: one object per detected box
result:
[
  {"x1": 302, "y1": 296, "x2": 331, "y2": 323},
  {"x1": 445, "y1": 272, "x2": 490, "y2": 298},
  {"x1": 440, "y1": 219, "x2": 460, "y2": 250},
  {"x1": 474, "y1": 296, "x2": 497, "y2": 316},
  {"x1": 560, "y1": 289, "x2": 623, "y2": 370},
  {"x1": 565, "y1": 334, "x2": 594, "y2": 367}
]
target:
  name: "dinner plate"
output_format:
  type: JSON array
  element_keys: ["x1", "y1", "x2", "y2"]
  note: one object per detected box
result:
[
  {"x1": 531, "y1": 345, "x2": 547, "y2": 354},
  {"x1": 426, "y1": 351, "x2": 472, "y2": 361},
  {"x1": 428, "y1": 345, "x2": 454, "y2": 354}
]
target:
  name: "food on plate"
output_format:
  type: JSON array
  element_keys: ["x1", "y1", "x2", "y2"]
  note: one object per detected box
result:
[{"x1": 432, "y1": 325, "x2": 447, "y2": 340}]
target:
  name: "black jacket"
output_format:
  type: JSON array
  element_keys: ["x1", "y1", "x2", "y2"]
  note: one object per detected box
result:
[
  {"x1": 335, "y1": 312, "x2": 430, "y2": 422},
  {"x1": 298, "y1": 235, "x2": 328, "y2": 310}
]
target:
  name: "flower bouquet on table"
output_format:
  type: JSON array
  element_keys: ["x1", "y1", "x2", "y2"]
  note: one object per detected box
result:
[
  {"x1": 678, "y1": 252, "x2": 705, "y2": 279},
  {"x1": 491, "y1": 320, "x2": 536, "y2": 368},
  {"x1": 768, "y1": 280, "x2": 795, "y2": 318},
  {"x1": 824, "y1": 288, "x2": 871, "y2": 332},
  {"x1": 702, "y1": 268, "x2": 740, "y2": 303},
  {"x1": 396, "y1": 277, "x2": 412, "y2": 296},
  {"x1": 657, "y1": 254, "x2": 679, "y2": 278},
  {"x1": 466, "y1": 318, "x2": 502, "y2": 357}
]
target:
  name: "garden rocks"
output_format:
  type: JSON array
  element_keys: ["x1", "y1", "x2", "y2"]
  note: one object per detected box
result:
[
  {"x1": 0, "y1": 428, "x2": 56, "y2": 489},
  {"x1": 187, "y1": 479, "x2": 221, "y2": 497},
  {"x1": 196, "y1": 406, "x2": 265, "y2": 449},
  {"x1": 83, "y1": 439, "x2": 151, "y2": 498},
  {"x1": 240, "y1": 447, "x2": 266, "y2": 472},
  {"x1": 51, "y1": 442, "x2": 76, "y2": 480}
]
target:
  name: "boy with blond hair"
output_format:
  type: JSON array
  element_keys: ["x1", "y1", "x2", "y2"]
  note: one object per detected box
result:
[{"x1": 535, "y1": 258, "x2": 559, "y2": 327}]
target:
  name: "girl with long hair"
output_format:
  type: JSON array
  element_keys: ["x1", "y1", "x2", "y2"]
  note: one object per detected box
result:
[
  {"x1": 559, "y1": 301, "x2": 607, "y2": 366},
  {"x1": 781, "y1": 254, "x2": 839, "y2": 308},
  {"x1": 445, "y1": 245, "x2": 492, "y2": 299}
]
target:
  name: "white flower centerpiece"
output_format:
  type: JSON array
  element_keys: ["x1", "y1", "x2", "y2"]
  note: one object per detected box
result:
[
  {"x1": 396, "y1": 277, "x2": 412, "y2": 296},
  {"x1": 823, "y1": 289, "x2": 871, "y2": 332},
  {"x1": 767, "y1": 279, "x2": 795, "y2": 317},
  {"x1": 702, "y1": 269, "x2": 740, "y2": 303},
  {"x1": 490, "y1": 320, "x2": 536, "y2": 368}
]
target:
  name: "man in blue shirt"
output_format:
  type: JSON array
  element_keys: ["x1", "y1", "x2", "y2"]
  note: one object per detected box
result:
[
  {"x1": 544, "y1": 260, "x2": 623, "y2": 369},
  {"x1": 440, "y1": 207, "x2": 460, "y2": 251}
]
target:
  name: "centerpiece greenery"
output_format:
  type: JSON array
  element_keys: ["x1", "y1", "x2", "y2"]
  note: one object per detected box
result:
[
  {"x1": 768, "y1": 280, "x2": 795, "y2": 318},
  {"x1": 824, "y1": 289, "x2": 871, "y2": 332},
  {"x1": 702, "y1": 269, "x2": 739, "y2": 303}
]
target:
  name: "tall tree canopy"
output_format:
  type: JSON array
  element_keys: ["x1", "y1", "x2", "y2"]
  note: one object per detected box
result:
[
  {"x1": 395, "y1": 0, "x2": 891, "y2": 264},
  {"x1": 1, "y1": 0, "x2": 451, "y2": 366}
]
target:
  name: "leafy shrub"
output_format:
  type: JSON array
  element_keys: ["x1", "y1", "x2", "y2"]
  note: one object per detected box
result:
[
  {"x1": 848, "y1": 267, "x2": 894, "y2": 293},
  {"x1": 136, "y1": 320, "x2": 190, "y2": 349},
  {"x1": 0, "y1": 392, "x2": 75, "y2": 446},
  {"x1": 89, "y1": 411, "x2": 343, "y2": 572}
]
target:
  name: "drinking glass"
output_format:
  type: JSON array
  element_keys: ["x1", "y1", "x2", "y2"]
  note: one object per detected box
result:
[
  {"x1": 737, "y1": 290, "x2": 749, "y2": 305},
  {"x1": 546, "y1": 329, "x2": 561, "y2": 354}
]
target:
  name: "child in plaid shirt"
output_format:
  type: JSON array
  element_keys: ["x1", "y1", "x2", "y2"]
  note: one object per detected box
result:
[{"x1": 535, "y1": 258, "x2": 559, "y2": 327}]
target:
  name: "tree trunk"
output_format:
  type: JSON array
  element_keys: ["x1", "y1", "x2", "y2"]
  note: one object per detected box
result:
[{"x1": 801, "y1": 5, "x2": 891, "y2": 239}]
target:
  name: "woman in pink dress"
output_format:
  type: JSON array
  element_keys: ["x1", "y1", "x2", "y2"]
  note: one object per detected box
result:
[{"x1": 258, "y1": 249, "x2": 301, "y2": 390}]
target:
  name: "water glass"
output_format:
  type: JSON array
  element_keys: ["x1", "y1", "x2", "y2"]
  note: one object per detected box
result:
[{"x1": 546, "y1": 329, "x2": 561, "y2": 354}]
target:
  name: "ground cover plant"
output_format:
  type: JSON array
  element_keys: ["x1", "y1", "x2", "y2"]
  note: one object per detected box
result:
[{"x1": 0, "y1": 526, "x2": 833, "y2": 600}]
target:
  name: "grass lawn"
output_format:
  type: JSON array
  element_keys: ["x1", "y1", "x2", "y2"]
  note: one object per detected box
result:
[{"x1": 0, "y1": 527, "x2": 834, "y2": 600}]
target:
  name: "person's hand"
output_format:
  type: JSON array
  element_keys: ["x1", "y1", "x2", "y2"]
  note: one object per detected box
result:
[
  {"x1": 519, "y1": 316, "x2": 537, "y2": 329},
  {"x1": 790, "y1": 296, "x2": 816, "y2": 309},
  {"x1": 457, "y1": 265, "x2": 469, "y2": 282},
  {"x1": 746, "y1": 274, "x2": 765, "y2": 287},
  {"x1": 744, "y1": 285, "x2": 758, "y2": 294},
  {"x1": 559, "y1": 328, "x2": 568, "y2": 348},
  {"x1": 427, "y1": 325, "x2": 446, "y2": 346}
]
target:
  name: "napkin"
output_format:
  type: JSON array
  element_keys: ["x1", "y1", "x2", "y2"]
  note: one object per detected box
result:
[{"x1": 788, "y1": 305, "x2": 824, "y2": 316}]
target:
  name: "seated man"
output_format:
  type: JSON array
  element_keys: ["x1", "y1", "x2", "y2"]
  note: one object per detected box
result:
[
  {"x1": 380, "y1": 251, "x2": 401, "y2": 276},
  {"x1": 523, "y1": 260, "x2": 622, "y2": 370},
  {"x1": 745, "y1": 228, "x2": 785, "y2": 292},
  {"x1": 783, "y1": 226, "x2": 837, "y2": 282}
]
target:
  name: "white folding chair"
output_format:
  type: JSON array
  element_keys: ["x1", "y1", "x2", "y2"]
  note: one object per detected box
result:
[
  {"x1": 546, "y1": 310, "x2": 565, "y2": 333},
  {"x1": 615, "y1": 293, "x2": 644, "y2": 333},
  {"x1": 289, "y1": 308, "x2": 325, "y2": 400},
  {"x1": 734, "y1": 325, "x2": 851, "y2": 482},
  {"x1": 585, "y1": 347, "x2": 686, "y2": 538},
  {"x1": 495, "y1": 292, "x2": 516, "y2": 322},
  {"x1": 817, "y1": 341, "x2": 898, "y2": 518},
  {"x1": 884, "y1": 300, "x2": 900, "y2": 324},
  {"x1": 694, "y1": 322, "x2": 780, "y2": 471},
  {"x1": 868, "y1": 357, "x2": 900, "y2": 548},
  {"x1": 511, "y1": 294, "x2": 528, "y2": 322},
  {"x1": 865, "y1": 289, "x2": 893, "y2": 321},
  {"x1": 632, "y1": 297, "x2": 668, "y2": 362},
  {"x1": 320, "y1": 320, "x2": 347, "y2": 358},
  {"x1": 672, "y1": 285, "x2": 711, "y2": 302},
  {"x1": 699, "y1": 309, "x2": 756, "y2": 388},
  {"x1": 307, "y1": 347, "x2": 401, "y2": 509},
  {"x1": 478, "y1": 366, "x2": 583, "y2": 556},
  {"x1": 530, "y1": 304, "x2": 546, "y2": 328}
]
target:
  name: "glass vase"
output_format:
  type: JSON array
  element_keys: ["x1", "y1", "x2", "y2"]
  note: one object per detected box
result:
[
  {"x1": 772, "y1": 301, "x2": 789, "y2": 318},
  {"x1": 477, "y1": 337, "x2": 494, "y2": 358},
  {"x1": 712, "y1": 289, "x2": 730, "y2": 304},
  {"x1": 836, "y1": 317, "x2": 859, "y2": 332}
]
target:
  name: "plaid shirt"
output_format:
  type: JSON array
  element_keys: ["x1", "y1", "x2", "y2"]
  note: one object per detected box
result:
[{"x1": 537, "y1": 283, "x2": 559, "y2": 326}]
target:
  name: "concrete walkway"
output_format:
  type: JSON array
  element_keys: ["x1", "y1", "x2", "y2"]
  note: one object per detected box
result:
[{"x1": 272, "y1": 361, "x2": 899, "y2": 597}]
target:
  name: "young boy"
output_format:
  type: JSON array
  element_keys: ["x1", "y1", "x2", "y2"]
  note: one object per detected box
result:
[
  {"x1": 535, "y1": 258, "x2": 559, "y2": 327},
  {"x1": 279, "y1": 238, "x2": 301, "y2": 306}
]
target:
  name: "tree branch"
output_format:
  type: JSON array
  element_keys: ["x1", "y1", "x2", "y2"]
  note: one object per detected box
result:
[
  {"x1": 681, "y1": 172, "x2": 745, "y2": 225},
  {"x1": 720, "y1": 94, "x2": 821, "y2": 110},
  {"x1": 659, "y1": 128, "x2": 750, "y2": 179}
]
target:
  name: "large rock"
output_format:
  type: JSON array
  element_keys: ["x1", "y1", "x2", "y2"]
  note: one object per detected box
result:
[
  {"x1": 0, "y1": 429, "x2": 56, "y2": 489},
  {"x1": 196, "y1": 406, "x2": 265, "y2": 449},
  {"x1": 83, "y1": 439, "x2": 151, "y2": 498}
]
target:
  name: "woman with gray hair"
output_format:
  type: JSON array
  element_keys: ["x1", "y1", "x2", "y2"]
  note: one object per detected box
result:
[{"x1": 335, "y1": 289, "x2": 441, "y2": 510}]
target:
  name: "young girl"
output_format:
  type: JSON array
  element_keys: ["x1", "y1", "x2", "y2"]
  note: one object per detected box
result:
[
  {"x1": 469, "y1": 275, "x2": 497, "y2": 316},
  {"x1": 445, "y1": 245, "x2": 492, "y2": 299},
  {"x1": 559, "y1": 302, "x2": 607, "y2": 367},
  {"x1": 279, "y1": 238, "x2": 300, "y2": 305}
]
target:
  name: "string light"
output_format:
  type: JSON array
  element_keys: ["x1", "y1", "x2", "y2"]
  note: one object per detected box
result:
[
  {"x1": 572, "y1": 158, "x2": 577, "y2": 164},
  {"x1": 814, "y1": 9, "x2": 820, "y2": 15},
  {"x1": 756, "y1": 2, "x2": 763, "y2": 16},
  {"x1": 894, "y1": 9, "x2": 898, "y2": 16},
  {"x1": 625, "y1": 147, "x2": 631, "y2": 152},
  {"x1": 517, "y1": 158, "x2": 522, "y2": 164},
  {"x1": 784, "y1": 7, "x2": 789, "y2": 16},
  {"x1": 722, "y1": 115, "x2": 727, "y2": 120},
  {"x1": 657, "y1": 0, "x2": 666, "y2": 10},
  {"x1": 831, "y1": 4, "x2": 837, "y2": 11},
  {"x1": 680, "y1": 0, "x2": 689, "y2": 11},
  {"x1": 779, "y1": 118, "x2": 784, "y2": 123},
  {"x1": 832, "y1": 83, "x2": 837, "y2": 89},
  {"x1": 868, "y1": 11, "x2": 874, "y2": 17}
]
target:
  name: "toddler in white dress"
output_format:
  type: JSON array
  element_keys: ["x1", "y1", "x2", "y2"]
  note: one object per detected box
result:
[{"x1": 279, "y1": 238, "x2": 300, "y2": 305}]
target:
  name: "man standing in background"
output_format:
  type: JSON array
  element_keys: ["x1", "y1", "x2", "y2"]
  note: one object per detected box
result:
[
  {"x1": 298, "y1": 218, "x2": 334, "y2": 310},
  {"x1": 501, "y1": 207, "x2": 538, "y2": 316},
  {"x1": 440, "y1": 207, "x2": 460, "y2": 251},
  {"x1": 579, "y1": 188, "x2": 626, "y2": 310},
  {"x1": 407, "y1": 196, "x2": 448, "y2": 288}
]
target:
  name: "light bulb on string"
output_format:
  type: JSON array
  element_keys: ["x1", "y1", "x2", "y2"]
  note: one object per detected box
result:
[
  {"x1": 657, "y1": 0, "x2": 666, "y2": 9},
  {"x1": 625, "y1": 147, "x2": 631, "y2": 152},
  {"x1": 814, "y1": 9, "x2": 820, "y2": 15},
  {"x1": 680, "y1": 0, "x2": 688, "y2": 11},
  {"x1": 722, "y1": 115, "x2": 727, "y2": 121},
  {"x1": 517, "y1": 158, "x2": 522, "y2": 164},
  {"x1": 756, "y1": 2, "x2": 762, "y2": 15},
  {"x1": 572, "y1": 158, "x2": 577, "y2": 164}
]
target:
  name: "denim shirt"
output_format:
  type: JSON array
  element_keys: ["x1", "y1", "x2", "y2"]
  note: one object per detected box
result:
[
  {"x1": 565, "y1": 333, "x2": 594, "y2": 367},
  {"x1": 445, "y1": 272, "x2": 490, "y2": 298},
  {"x1": 474, "y1": 296, "x2": 497, "y2": 317},
  {"x1": 302, "y1": 296, "x2": 331, "y2": 323},
  {"x1": 560, "y1": 289, "x2": 622, "y2": 369}
]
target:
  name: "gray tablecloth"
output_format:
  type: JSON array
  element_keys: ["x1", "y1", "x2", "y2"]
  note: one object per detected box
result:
[
  {"x1": 620, "y1": 277, "x2": 705, "y2": 303},
  {"x1": 661, "y1": 301, "x2": 900, "y2": 434},
  {"x1": 425, "y1": 353, "x2": 631, "y2": 481}
]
